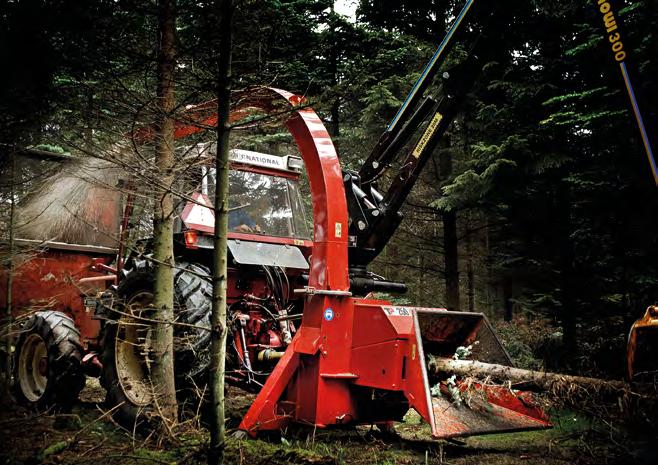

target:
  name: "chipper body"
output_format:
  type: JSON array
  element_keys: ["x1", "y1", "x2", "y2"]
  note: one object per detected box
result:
[
  {"x1": 237, "y1": 88, "x2": 550, "y2": 438},
  {"x1": 240, "y1": 298, "x2": 550, "y2": 437}
]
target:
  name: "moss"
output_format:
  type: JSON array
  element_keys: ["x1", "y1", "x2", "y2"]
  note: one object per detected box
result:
[
  {"x1": 0, "y1": 394, "x2": 633, "y2": 465},
  {"x1": 225, "y1": 436, "x2": 336, "y2": 464},
  {"x1": 39, "y1": 440, "x2": 69, "y2": 460},
  {"x1": 131, "y1": 447, "x2": 182, "y2": 463}
]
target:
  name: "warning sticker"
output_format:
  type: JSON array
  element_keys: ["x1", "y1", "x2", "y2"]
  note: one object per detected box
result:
[
  {"x1": 412, "y1": 112, "x2": 443, "y2": 158},
  {"x1": 180, "y1": 192, "x2": 215, "y2": 233},
  {"x1": 382, "y1": 306, "x2": 412, "y2": 317}
]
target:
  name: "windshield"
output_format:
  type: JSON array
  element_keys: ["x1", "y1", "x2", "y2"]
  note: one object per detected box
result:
[{"x1": 206, "y1": 169, "x2": 311, "y2": 240}]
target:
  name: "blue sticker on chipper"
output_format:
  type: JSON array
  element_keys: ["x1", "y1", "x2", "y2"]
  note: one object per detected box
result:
[{"x1": 324, "y1": 308, "x2": 334, "y2": 321}]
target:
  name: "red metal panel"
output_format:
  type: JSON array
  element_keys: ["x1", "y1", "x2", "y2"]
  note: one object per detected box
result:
[
  {"x1": 294, "y1": 354, "x2": 320, "y2": 424},
  {"x1": 429, "y1": 386, "x2": 551, "y2": 439},
  {"x1": 352, "y1": 301, "x2": 419, "y2": 348},
  {"x1": 479, "y1": 385, "x2": 549, "y2": 423},
  {"x1": 402, "y1": 333, "x2": 435, "y2": 426},
  {"x1": 239, "y1": 347, "x2": 301, "y2": 434},
  {"x1": 350, "y1": 302, "x2": 436, "y2": 427},
  {"x1": 352, "y1": 301, "x2": 399, "y2": 348},
  {"x1": 312, "y1": 296, "x2": 356, "y2": 426},
  {"x1": 0, "y1": 248, "x2": 113, "y2": 346},
  {"x1": 291, "y1": 325, "x2": 322, "y2": 355},
  {"x1": 351, "y1": 340, "x2": 405, "y2": 390}
]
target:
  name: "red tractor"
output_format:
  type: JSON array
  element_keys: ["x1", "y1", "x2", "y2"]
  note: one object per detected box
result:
[
  {"x1": 99, "y1": 142, "x2": 318, "y2": 425},
  {"x1": 1, "y1": 136, "x2": 318, "y2": 422}
]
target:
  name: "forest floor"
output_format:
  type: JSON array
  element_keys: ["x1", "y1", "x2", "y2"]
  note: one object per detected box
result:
[{"x1": 0, "y1": 378, "x2": 656, "y2": 465}]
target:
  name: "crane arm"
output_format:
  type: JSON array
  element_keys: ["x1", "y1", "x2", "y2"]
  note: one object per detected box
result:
[{"x1": 346, "y1": 1, "x2": 496, "y2": 270}]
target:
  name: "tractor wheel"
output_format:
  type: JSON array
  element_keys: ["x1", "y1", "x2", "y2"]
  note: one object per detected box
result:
[
  {"x1": 100, "y1": 262, "x2": 212, "y2": 428},
  {"x1": 173, "y1": 262, "x2": 213, "y2": 385},
  {"x1": 13, "y1": 311, "x2": 85, "y2": 411}
]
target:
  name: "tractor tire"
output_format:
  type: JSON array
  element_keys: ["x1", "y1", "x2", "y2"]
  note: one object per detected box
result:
[
  {"x1": 100, "y1": 261, "x2": 212, "y2": 429},
  {"x1": 13, "y1": 311, "x2": 85, "y2": 412},
  {"x1": 173, "y1": 262, "x2": 213, "y2": 384}
]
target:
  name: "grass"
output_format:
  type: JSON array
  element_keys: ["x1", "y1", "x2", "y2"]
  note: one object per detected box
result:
[
  {"x1": 131, "y1": 447, "x2": 183, "y2": 463},
  {"x1": 1, "y1": 379, "x2": 647, "y2": 465}
]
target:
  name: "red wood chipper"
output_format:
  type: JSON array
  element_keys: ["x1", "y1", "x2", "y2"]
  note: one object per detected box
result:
[
  {"x1": 236, "y1": 1, "x2": 551, "y2": 438},
  {"x1": 235, "y1": 92, "x2": 550, "y2": 437}
]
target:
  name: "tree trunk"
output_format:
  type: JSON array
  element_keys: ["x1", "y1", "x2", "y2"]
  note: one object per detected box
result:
[
  {"x1": 3, "y1": 150, "x2": 16, "y2": 397},
  {"x1": 466, "y1": 214, "x2": 474, "y2": 312},
  {"x1": 439, "y1": 140, "x2": 459, "y2": 311},
  {"x1": 151, "y1": 0, "x2": 178, "y2": 432},
  {"x1": 84, "y1": 83, "x2": 93, "y2": 153},
  {"x1": 329, "y1": 2, "x2": 340, "y2": 138},
  {"x1": 443, "y1": 210, "x2": 460, "y2": 311},
  {"x1": 208, "y1": 0, "x2": 233, "y2": 463},
  {"x1": 417, "y1": 251, "x2": 425, "y2": 306},
  {"x1": 556, "y1": 182, "x2": 577, "y2": 358},
  {"x1": 485, "y1": 220, "x2": 493, "y2": 314},
  {"x1": 503, "y1": 275, "x2": 513, "y2": 322},
  {"x1": 427, "y1": 357, "x2": 628, "y2": 393}
]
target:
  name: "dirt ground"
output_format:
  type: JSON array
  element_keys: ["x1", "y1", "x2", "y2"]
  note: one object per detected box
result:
[{"x1": 0, "y1": 378, "x2": 656, "y2": 465}]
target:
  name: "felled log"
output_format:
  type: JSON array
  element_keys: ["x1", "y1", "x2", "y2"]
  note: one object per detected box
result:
[{"x1": 427, "y1": 356, "x2": 628, "y2": 394}]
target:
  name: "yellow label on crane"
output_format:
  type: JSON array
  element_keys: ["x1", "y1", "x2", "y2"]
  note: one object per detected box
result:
[{"x1": 413, "y1": 112, "x2": 444, "y2": 158}]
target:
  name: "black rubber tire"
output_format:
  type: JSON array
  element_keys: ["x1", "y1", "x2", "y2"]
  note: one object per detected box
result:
[
  {"x1": 173, "y1": 262, "x2": 213, "y2": 384},
  {"x1": 100, "y1": 269, "x2": 157, "y2": 430},
  {"x1": 100, "y1": 261, "x2": 212, "y2": 428},
  {"x1": 13, "y1": 311, "x2": 85, "y2": 412}
]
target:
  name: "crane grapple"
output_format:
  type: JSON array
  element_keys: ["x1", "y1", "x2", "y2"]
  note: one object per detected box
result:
[{"x1": 628, "y1": 306, "x2": 658, "y2": 383}]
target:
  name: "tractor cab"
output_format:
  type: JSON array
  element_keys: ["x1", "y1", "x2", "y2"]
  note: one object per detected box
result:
[{"x1": 175, "y1": 144, "x2": 312, "y2": 271}]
